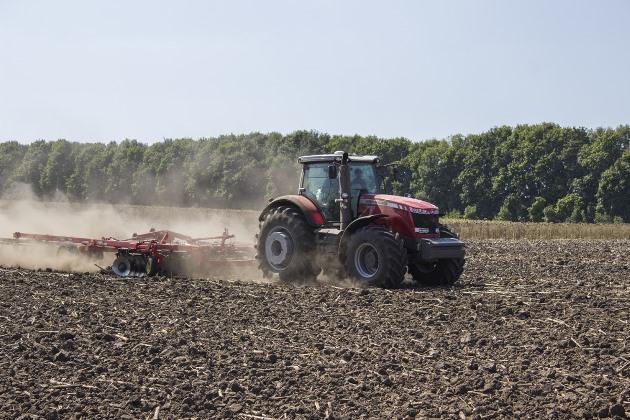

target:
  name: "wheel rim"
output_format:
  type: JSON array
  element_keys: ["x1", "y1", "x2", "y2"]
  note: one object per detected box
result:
[
  {"x1": 354, "y1": 243, "x2": 379, "y2": 279},
  {"x1": 265, "y1": 228, "x2": 294, "y2": 271}
]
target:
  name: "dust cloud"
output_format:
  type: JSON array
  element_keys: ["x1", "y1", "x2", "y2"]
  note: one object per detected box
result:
[{"x1": 0, "y1": 194, "x2": 259, "y2": 275}]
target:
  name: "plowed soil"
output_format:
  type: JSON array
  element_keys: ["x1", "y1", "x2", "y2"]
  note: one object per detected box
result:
[{"x1": 1, "y1": 240, "x2": 629, "y2": 419}]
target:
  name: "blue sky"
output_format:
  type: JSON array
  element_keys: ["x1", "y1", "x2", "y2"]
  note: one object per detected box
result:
[{"x1": 1, "y1": 0, "x2": 629, "y2": 143}]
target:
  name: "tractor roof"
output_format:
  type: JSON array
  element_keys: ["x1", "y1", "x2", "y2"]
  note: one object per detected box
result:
[{"x1": 298, "y1": 151, "x2": 379, "y2": 164}]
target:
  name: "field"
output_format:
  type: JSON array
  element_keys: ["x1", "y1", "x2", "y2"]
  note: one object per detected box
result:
[{"x1": 1, "y1": 239, "x2": 628, "y2": 418}]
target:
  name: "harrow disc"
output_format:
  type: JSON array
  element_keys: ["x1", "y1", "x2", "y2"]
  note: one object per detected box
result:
[{"x1": 112, "y1": 256, "x2": 132, "y2": 277}]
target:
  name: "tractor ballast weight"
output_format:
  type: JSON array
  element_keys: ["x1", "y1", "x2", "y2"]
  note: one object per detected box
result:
[{"x1": 256, "y1": 151, "x2": 465, "y2": 288}]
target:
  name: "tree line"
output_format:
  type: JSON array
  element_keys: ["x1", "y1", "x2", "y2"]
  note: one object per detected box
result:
[{"x1": 1, "y1": 123, "x2": 629, "y2": 223}]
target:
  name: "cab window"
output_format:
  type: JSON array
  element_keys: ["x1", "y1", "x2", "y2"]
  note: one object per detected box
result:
[
  {"x1": 302, "y1": 163, "x2": 339, "y2": 221},
  {"x1": 349, "y1": 163, "x2": 378, "y2": 194}
]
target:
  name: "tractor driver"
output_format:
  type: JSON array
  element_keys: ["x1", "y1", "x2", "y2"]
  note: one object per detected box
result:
[{"x1": 351, "y1": 167, "x2": 368, "y2": 193}]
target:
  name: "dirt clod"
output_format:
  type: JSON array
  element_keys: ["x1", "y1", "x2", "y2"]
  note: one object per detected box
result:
[{"x1": 610, "y1": 403, "x2": 625, "y2": 417}]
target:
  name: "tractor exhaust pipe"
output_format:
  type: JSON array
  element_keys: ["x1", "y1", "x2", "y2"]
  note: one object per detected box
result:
[{"x1": 338, "y1": 151, "x2": 352, "y2": 230}]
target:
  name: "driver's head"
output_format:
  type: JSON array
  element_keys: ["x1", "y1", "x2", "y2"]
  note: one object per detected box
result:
[{"x1": 353, "y1": 168, "x2": 363, "y2": 178}]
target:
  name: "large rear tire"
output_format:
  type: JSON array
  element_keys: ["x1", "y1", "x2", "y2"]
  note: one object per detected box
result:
[
  {"x1": 410, "y1": 225, "x2": 465, "y2": 287},
  {"x1": 256, "y1": 206, "x2": 320, "y2": 284},
  {"x1": 344, "y1": 226, "x2": 406, "y2": 288}
]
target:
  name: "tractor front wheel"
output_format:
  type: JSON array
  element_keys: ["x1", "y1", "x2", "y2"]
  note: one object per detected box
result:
[
  {"x1": 344, "y1": 226, "x2": 406, "y2": 288},
  {"x1": 410, "y1": 224, "x2": 465, "y2": 287},
  {"x1": 409, "y1": 258, "x2": 464, "y2": 287},
  {"x1": 256, "y1": 206, "x2": 320, "y2": 284}
]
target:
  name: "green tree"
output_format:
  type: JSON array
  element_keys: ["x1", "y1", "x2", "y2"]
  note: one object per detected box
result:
[
  {"x1": 596, "y1": 148, "x2": 630, "y2": 222},
  {"x1": 463, "y1": 205, "x2": 478, "y2": 219},
  {"x1": 577, "y1": 126, "x2": 630, "y2": 221},
  {"x1": 0, "y1": 141, "x2": 27, "y2": 194},
  {"x1": 1, "y1": 124, "x2": 628, "y2": 221},
  {"x1": 543, "y1": 205, "x2": 560, "y2": 223},
  {"x1": 491, "y1": 124, "x2": 589, "y2": 220},
  {"x1": 555, "y1": 193, "x2": 585, "y2": 223},
  {"x1": 528, "y1": 196, "x2": 547, "y2": 222},
  {"x1": 456, "y1": 127, "x2": 511, "y2": 219},
  {"x1": 12, "y1": 140, "x2": 51, "y2": 196},
  {"x1": 40, "y1": 139, "x2": 74, "y2": 197},
  {"x1": 103, "y1": 139, "x2": 146, "y2": 203},
  {"x1": 407, "y1": 140, "x2": 462, "y2": 213},
  {"x1": 497, "y1": 194, "x2": 525, "y2": 221},
  {"x1": 543, "y1": 194, "x2": 585, "y2": 222}
]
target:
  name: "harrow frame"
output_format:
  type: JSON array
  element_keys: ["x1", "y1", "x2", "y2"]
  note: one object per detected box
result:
[{"x1": 5, "y1": 228, "x2": 255, "y2": 277}]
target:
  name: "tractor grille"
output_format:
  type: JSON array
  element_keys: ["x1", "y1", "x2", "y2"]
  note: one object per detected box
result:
[{"x1": 412, "y1": 214, "x2": 439, "y2": 234}]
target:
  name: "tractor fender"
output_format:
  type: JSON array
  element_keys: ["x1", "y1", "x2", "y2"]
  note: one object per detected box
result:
[
  {"x1": 338, "y1": 214, "x2": 388, "y2": 259},
  {"x1": 259, "y1": 195, "x2": 325, "y2": 227}
]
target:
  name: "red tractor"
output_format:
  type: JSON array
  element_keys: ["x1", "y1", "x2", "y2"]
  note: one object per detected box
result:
[{"x1": 256, "y1": 151, "x2": 465, "y2": 288}]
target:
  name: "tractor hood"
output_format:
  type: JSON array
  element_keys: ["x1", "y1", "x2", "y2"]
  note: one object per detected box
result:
[{"x1": 360, "y1": 194, "x2": 440, "y2": 215}]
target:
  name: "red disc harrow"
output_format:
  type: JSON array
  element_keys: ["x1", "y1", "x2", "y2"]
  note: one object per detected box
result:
[{"x1": 6, "y1": 228, "x2": 255, "y2": 277}]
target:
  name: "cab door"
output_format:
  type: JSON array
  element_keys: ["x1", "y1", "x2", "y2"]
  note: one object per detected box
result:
[{"x1": 300, "y1": 163, "x2": 340, "y2": 222}]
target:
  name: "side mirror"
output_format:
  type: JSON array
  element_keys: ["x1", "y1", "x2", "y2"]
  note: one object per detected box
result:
[{"x1": 328, "y1": 165, "x2": 337, "y2": 179}]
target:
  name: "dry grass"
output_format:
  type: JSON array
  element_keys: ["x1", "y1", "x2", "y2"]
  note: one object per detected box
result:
[{"x1": 444, "y1": 218, "x2": 630, "y2": 240}]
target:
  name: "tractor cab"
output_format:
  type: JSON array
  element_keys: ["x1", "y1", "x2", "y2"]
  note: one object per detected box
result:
[{"x1": 298, "y1": 152, "x2": 379, "y2": 222}]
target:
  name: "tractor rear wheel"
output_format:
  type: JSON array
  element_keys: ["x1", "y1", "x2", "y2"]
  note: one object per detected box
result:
[
  {"x1": 344, "y1": 226, "x2": 406, "y2": 288},
  {"x1": 256, "y1": 206, "x2": 320, "y2": 284}
]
